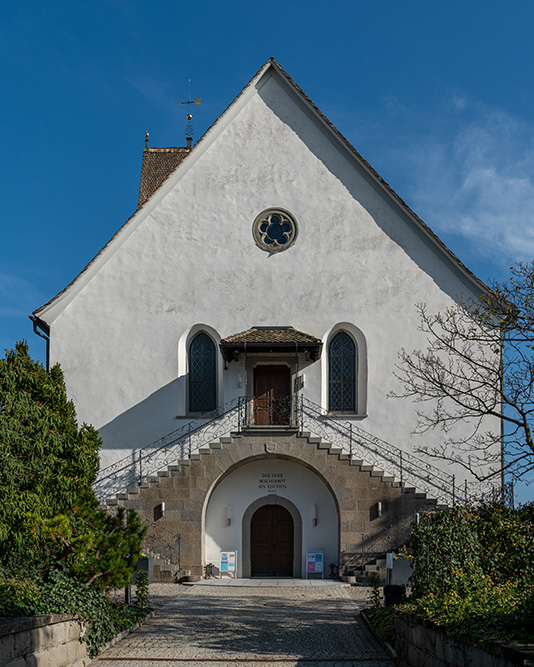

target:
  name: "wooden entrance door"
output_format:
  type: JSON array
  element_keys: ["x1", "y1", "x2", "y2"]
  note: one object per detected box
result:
[
  {"x1": 250, "y1": 505, "x2": 294, "y2": 576},
  {"x1": 253, "y1": 365, "x2": 291, "y2": 425}
]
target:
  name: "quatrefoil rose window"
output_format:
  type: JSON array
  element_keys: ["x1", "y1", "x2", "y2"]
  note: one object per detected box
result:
[{"x1": 252, "y1": 208, "x2": 298, "y2": 253}]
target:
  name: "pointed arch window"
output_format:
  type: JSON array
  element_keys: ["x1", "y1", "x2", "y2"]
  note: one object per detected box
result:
[
  {"x1": 328, "y1": 331, "x2": 356, "y2": 412},
  {"x1": 189, "y1": 332, "x2": 217, "y2": 413}
]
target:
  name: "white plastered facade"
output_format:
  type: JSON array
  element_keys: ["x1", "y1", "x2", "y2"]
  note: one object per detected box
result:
[{"x1": 34, "y1": 62, "x2": 498, "y2": 575}]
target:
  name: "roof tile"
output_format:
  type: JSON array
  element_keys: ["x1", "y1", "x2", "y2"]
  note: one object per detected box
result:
[
  {"x1": 137, "y1": 147, "x2": 190, "y2": 208},
  {"x1": 220, "y1": 327, "x2": 321, "y2": 345}
]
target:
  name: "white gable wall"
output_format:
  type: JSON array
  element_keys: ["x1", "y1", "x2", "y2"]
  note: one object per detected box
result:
[{"x1": 45, "y1": 71, "x2": 489, "y2": 482}]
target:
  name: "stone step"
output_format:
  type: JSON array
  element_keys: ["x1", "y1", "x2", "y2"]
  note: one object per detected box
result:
[
  {"x1": 127, "y1": 486, "x2": 139, "y2": 494},
  {"x1": 209, "y1": 441, "x2": 222, "y2": 449},
  {"x1": 147, "y1": 476, "x2": 160, "y2": 484},
  {"x1": 116, "y1": 493, "x2": 128, "y2": 500},
  {"x1": 198, "y1": 448, "x2": 211, "y2": 455},
  {"x1": 157, "y1": 470, "x2": 170, "y2": 477},
  {"x1": 328, "y1": 447, "x2": 343, "y2": 456},
  {"x1": 168, "y1": 465, "x2": 181, "y2": 471},
  {"x1": 370, "y1": 470, "x2": 385, "y2": 478}
]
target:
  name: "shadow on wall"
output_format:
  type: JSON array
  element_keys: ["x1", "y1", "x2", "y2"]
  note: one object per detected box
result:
[
  {"x1": 260, "y1": 81, "x2": 483, "y2": 300},
  {"x1": 98, "y1": 377, "x2": 182, "y2": 459},
  {"x1": 340, "y1": 491, "x2": 424, "y2": 573}
]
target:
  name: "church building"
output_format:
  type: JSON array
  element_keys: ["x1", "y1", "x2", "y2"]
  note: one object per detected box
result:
[{"x1": 32, "y1": 59, "x2": 493, "y2": 581}]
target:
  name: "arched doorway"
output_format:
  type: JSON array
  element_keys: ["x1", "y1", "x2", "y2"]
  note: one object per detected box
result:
[{"x1": 251, "y1": 504, "x2": 294, "y2": 576}]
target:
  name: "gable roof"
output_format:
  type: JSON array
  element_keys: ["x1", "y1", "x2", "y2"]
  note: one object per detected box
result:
[
  {"x1": 221, "y1": 326, "x2": 321, "y2": 345},
  {"x1": 220, "y1": 327, "x2": 323, "y2": 362},
  {"x1": 138, "y1": 147, "x2": 190, "y2": 208},
  {"x1": 33, "y1": 57, "x2": 489, "y2": 323}
]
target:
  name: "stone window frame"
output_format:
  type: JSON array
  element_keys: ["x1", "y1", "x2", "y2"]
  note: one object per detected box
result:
[
  {"x1": 321, "y1": 323, "x2": 368, "y2": 418},
  {"x1": 328, "y1": 331, "x2": 357, "y2": 413},
  {"x1": 252, "y1": 208, "x2": 298, "y2": 253},
  {"x1": 188, "y1": 332, "x2": 218, "y2": 414}
]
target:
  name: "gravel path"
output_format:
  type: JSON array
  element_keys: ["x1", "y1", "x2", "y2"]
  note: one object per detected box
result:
[{"x1": 92, "y1": 583, "x2": 393, "y2": 667}]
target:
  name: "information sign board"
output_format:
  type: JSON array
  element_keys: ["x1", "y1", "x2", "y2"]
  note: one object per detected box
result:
[
  {"x1": 219, "y1": 551, "x2": 237, "y2": 578},
  {"x1": 306, "y1": 551, "x2": 324, "y2": 578}
]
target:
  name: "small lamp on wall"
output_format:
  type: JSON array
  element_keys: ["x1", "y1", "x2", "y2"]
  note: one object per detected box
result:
[
  {"x1": 377, "y1": 501, "x2": 382, "y2": 518},
  {"x1": 312, "y1": 504, "x2": 318, "y2": 527},
  {"x1": 225, "y1": 505, "x2": 232, "y2": 527},
  {"x1": 161, "y1": 501, "x2": 166, "y2": 517}
]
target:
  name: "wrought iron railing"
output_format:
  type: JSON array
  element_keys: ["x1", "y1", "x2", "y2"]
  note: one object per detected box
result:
[
  {"x1": 245, "y1": 395, "x2": 296, "y2": 427},
  {"x1": 95, "y1": 393, "x2": 493, "y2": 505},
  {"x1": 94, "y1": 397, "x2": 243, "y2": 501},
  {"x1": 296, "y1": 397, "x2": 456, "y2": 505}
]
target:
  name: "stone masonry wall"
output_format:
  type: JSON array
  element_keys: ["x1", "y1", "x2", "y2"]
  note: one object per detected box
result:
[
  {"x1": 0, "y1": 614, "x2": 90, "y2": 667},
  {"x1": 395, "y1": 615, "x2": 529, "y2": 667},
  {"x1": 115, "y1": 431, "x2": 435, "y2": 578}
]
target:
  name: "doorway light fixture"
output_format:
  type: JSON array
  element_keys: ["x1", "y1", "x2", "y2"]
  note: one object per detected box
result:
[
  {"x1": 225, "y1": 505, "x2": 232, "y2": 527},
  {"x1": 312, "y1": 504, "x2": 318, "y2": 526}
]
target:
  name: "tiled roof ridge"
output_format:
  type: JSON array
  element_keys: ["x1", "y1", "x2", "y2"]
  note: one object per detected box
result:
[
  {"x1": 145, "y1": 146, "x2": 190, "y2": 153},
  {"x1": 221, "y1": 327, "x2": 322, "y2": 344},
  {"x1": 33, "y1": 58, "x2": 277, "y2": 316},
  {"x1": 267, "y1": 59, "x2": 488, "y2": 293},
  {"x1": 33, "y1": 57, "x2": 490, "y2": 317}
]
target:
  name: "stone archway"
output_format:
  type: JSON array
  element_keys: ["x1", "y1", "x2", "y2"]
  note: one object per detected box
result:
[{"x1": 242, "y1": 495, "x2": 302, "y2": 578}]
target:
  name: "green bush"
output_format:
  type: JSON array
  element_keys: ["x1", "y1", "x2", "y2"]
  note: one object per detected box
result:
[
  {"x1": 0, "y1": 566, "x2": 152, "y2": 658},
  {"x1": 405, "y1": 502, "x2": 534, "y2": 644},
  {"x1": 0, "y1": 343, "x2": 146, "y2": 591},
  {"x1": 0, "y1": 576, "x2": 42, "y2": 616}
]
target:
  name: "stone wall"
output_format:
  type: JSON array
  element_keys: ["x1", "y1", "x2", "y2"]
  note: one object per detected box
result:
[
  {"x1": 395, "y1": 614, "x2": 531, "y2": 667},
  {"x1": 0, "y1": 614, "x2": 90, "y2": 667},
  {"x1": 116, "y1": 431, "x2": 434, "y2": 578}
]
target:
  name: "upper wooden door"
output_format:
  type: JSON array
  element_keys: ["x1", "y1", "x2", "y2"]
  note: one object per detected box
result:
[
  {"x1": 253, "y1": 365, "x2": 291, "y2": 425},
  {"x1": 250, "y1": 504, "x2": 294, "y2": 576}
]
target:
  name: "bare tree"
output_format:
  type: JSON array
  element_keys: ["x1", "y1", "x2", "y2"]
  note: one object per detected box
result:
[{"x1": 392, "y1": 262, "x2": 534, "y2": 484}]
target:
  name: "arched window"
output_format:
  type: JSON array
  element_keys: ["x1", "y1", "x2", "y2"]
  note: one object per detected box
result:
[
  {"x1": 328, "y1": 331, "x2": 356, "y2": 412},
  {"x1": 189, "y1": 332, "x2": 217, "y2": 413}
]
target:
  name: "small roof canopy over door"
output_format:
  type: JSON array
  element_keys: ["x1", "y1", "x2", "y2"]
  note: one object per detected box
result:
[{"x1": 219, "y1": 326, "x2": 322, "y2": 363}]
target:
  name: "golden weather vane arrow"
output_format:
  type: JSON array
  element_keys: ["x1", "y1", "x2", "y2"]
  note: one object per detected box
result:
[{"x1": 177, "y1": 79, "x2": 201, "y2": 148}]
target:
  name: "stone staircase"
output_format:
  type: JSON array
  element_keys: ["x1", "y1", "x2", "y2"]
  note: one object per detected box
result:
[
  {"x1": 100, "y1": 429, "x2": 446, "y2": 582},
  {"x1": 102, "y1": 431, "x2": 444, "y2": 512}
]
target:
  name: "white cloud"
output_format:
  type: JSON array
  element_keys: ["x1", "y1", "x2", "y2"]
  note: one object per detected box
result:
[{"x1": 401, "y1": 103, "x2": 534, "y2": 269}]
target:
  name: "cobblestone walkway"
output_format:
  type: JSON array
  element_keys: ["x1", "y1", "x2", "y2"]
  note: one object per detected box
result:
[{"x1": 92, "y1": 584, "x2": 394, "y2": 667}]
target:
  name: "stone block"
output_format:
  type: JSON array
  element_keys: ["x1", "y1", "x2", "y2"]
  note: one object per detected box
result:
[
  {"x1": 7, "y1": 658, "x2": 26, "y2": 667},
  {"x1": 35, "y1": 625, "x2": 55, "y2": 651},
  {"x1": 12, "y1": 629, "x2": 35, "y2": 657},
  {"x1": 0, "y1": 632, "x2": 14, "y2": 665}
]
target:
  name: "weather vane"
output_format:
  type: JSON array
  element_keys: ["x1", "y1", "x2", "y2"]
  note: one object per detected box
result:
[{"x1": 177, "y1": 79, "x2": 201, "y2": 148}]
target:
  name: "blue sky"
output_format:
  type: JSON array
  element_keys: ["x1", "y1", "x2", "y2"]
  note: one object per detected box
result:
[{"x1": 2, "y1": 1, "x2": 534, "y2": 500}]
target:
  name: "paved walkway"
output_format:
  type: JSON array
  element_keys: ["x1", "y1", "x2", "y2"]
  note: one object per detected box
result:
[{"x1": 93, "y1": 582, "x2": 394, "y2": 667}]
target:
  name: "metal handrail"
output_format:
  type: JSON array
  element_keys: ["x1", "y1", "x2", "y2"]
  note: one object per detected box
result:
[
  {"x1": 93, "y1": 397, "x2": 243, "y2": 500},
  {"x1": 94, "y1": 393, "x2": 490, "y2": 505},
  {"x1": 296, "y1": 396, "x2": 456, "y2": 505}
]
